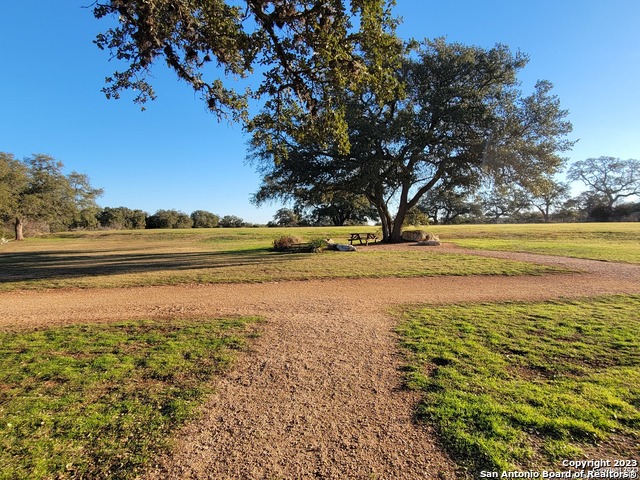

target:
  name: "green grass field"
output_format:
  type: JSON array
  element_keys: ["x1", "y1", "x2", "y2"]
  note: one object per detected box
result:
[
  {"x1": 397, "y1": 295, "x2": 640, "y2": 476},
  {"x1": 0, "y1": 317, "x2": 261, "y2": 480},
  {"x1": 429, "y1": 222, "x2": 640, "y2": 264},
  {"x1": 1, "y1": 223, "x2": 638, "y2": 478},
  {"x1": 0, "y1": 227, "x2": 565, "y2": 291}
]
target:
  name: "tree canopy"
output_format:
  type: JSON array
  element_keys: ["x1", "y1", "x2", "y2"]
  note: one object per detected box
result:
[
  {"x1": 250, "y1": 39, "x2": 574, "y2": 241},
  {"x1": 524, "y1": 176, "x2": 570, "y2": 223},
  {"x1": 93, "y1": 0, "x2": 402, "y2": 146},
  {"x1": 191, "y1": 209, "x2": 220, "y2": 228},
  {"x1": 298, "y1": 191, "x2": 378, "y2": 226},
  {"x1": 93, "y1": 4, "x2": 579, "y2": 234},
  {"x1": 98, "y1": 206, "x2": 148, "y2": 229},
  {"x1": 146, "y1": 209, "x2": 193, "y2": 228},
  {"x1": 0, "y1": 153, "x2": 102, "y2": 240},
  {"x1": 219, "y1": 214, "x2": 245, "y2": 227},
  {"x1": 567, "y1": 156, "x2": 640, "y2": 210},
  {"x1": 418, "y1": 185, "x2": 477, "y2": 225},
  {"x1": 271, "y1": 207, "x2": 300, "y2": 227}
]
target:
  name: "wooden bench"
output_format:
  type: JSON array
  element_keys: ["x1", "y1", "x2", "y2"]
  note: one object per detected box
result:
[{"x1": 348, "y1": 233, "x2": 378, "y2": 246}]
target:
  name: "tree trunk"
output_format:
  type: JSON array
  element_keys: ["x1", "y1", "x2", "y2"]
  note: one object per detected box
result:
[
  {"x1": 375, "y1": 204, "x2": 393, "y2": 242},
  {"x1": 15, "y1": 217, "x2": 24, "y2": 241},
  {"x1": 388, "y1": 201, "x2": 409, "y2": 243},
  {"x1": 389, "y1": 221, "x2": 403, "y2": 243}
]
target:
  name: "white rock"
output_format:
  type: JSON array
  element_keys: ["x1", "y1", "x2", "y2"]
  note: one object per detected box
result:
[{"x1": 336, "y1": 244, "x2": 357, "y2": 252}]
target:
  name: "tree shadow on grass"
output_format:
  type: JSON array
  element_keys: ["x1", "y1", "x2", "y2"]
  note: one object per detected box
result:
[{"x1": 0, "y1": 248, "x2": 294, "y2": 283}]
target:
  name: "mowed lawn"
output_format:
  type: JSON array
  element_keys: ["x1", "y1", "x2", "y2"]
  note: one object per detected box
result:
[
  {"x1": 431, "y1": 222, "x2": 640, "y2": 264},
  {"x1": 0, "y1": 227, "x2": 566, "y2": 291},
  {"x1": 397, "y1": 295, "x2": 640, "y2": 476},
  {"x1": 0, "y1": 317, "x2": 261, "y2": 480}
]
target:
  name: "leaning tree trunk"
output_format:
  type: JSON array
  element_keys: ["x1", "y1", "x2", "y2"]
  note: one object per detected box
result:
[
  {"x1": 376, "y1": 205, "x2": 393, "y2": 243},
  {"x1": 389, "y1": 220, "x2": 406, "y2": 243},
  {"x1": 368, "y1": 194, "x2": 391, "y2": 242},
  {"x1": 388, "y1": 201, "x2": 410, "y2": 243},
  {"x1": 15, "y1": 217, "x2": 24, "y2": 241}
]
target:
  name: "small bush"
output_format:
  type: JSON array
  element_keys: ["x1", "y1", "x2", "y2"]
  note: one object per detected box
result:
[
  {"x1": 309, "y1": 237, "x2": 326, "y2": 252},
  {"x1": 273, "y1": 235, "x2": 304, "y2": 251}
]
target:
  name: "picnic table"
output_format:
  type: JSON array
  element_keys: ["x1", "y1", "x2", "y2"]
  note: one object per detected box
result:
[{"x1": 348, "y1": 232, "x2": 379, "y2": 246}]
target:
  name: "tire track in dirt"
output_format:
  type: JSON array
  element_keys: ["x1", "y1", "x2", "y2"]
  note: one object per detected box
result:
[{"x1": 1, "y1": 250, "x2": 639, "y2": 479}]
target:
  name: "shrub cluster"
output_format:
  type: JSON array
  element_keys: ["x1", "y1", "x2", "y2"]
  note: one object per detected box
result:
[
  {"x1": 273, "y1": 235, "x2": 304, "y2": 251},
  {"x1": 89, "y1": 208, "x2": 247, "y2": 230}
]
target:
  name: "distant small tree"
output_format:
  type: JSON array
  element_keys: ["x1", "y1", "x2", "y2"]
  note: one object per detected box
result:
[
  {"x1": 297, "y1": 192, "x2": 378, "y2": 226},
  {"x1": 72, "y1": 207, "x2": 101, "y2": 230},
  {"x1": 174, "y1": 213, "x2": 193, "y2": 229},
  {"x1": 128, "y1": 209, "x2": 148, "y2": 229},
  {"x1": 418, "y1": 185, "x2": 476, "y2": 225},
  {"x1": 0, "y1": 153, "x2": 29, "y2": 239},
  {"x1": 272, "y1": 208, "x2": 300, "y2": 227},
  {"x1": 402, "y1": 207, "x2": 430, "y2": 227},
  {"x1": 479, "y1": 183, "x2": 530, "y2": 223},
  {"x1": 98, "y1": 207, "x2": 127, "y2": 229},
  {"x1": 589, "y1": 204, "x2": 614, "y2": 222},
  {"x1": 553, "y1": 197, "x2": 585, "y2": 223},
  {"x1": 98, "y1": 207, "x2": 147, "y2": 229},
  {"x1": 219, "y1": 215, "x2": 245, "y2": 228},
  {"x1": 147, "y1": 209, "x2": 193, "y2": 229},
  {"x1": 525, "y1": 177, "x2": 570, "y2": 223},
  {"x1": 612, "y1": 202, "x2": 640, "y2": 221},
  {"x1": 190, "y1": 210, "x2": 219, "y2": 228}
]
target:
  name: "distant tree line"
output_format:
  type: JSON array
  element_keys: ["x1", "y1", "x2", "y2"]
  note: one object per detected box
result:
[
  {"x1": 407, "y1": 156, "x2": 640, "y2": 225},
  {"x1": 1, "y1": 153, "x2": 255, "y2": 240},
  {"x1": 3, "y1": 152, "x2": 638, "y2": 240}
]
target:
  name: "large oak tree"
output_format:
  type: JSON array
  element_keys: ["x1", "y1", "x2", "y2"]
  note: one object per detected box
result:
[{"x1": 249, "y1": 39, "x2": 574, "y2": 242}]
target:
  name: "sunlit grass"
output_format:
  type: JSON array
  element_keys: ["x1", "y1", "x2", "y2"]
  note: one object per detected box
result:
[
  {"x1": 427, "y1": 223, "x2": 640, "y2": 263},
  {"x1": 0, "y1": 228, "x2": 562, "y2": 291},
  {"x1": 397, "y1": 295, "x2": 640, "y2": 475},
  {"x1": 0, "y1": 317, "x2": 261, "y2": 479}
]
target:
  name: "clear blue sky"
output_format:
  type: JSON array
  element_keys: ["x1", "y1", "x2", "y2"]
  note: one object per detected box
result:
[{"x1": 1, "y1": 1, "x2": 639, "y2": 223}]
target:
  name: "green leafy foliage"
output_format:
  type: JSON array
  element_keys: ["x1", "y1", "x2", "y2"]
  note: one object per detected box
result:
[
  {"x1": 250, "y1": 39, "x2": 574, "y2": 242},
  {"x1": 0, "y1": 153, "x2": 102, "y2": 239},
  {"x1": 146, "y1": 209, "x2": 193, "y2": 229},
  {"x1": 398, "y1": 295, "x2": 640, "y2": 474},
  {"x1": 297, "y1": 191, "x2": 379, "y2": 226},
  {"x1": 219, "y1": 215, "x2": 245, "y2": 228},
  {"x1": 98, "y1": 206, "x2": 148, "y2": 230},
  {"x1": 0, "y1": 317, "x2": 260, "y2": 479},
  {"x1": 93, "y1": 0, "x2": 400, "y2": 137},
  {"x1": 272, "y1": 208, "x2": 300, "y2": 227},
  {"x1": 190, "y1": 210, "x2": 219, "y2": 228},
  {"x1": 568, "y1": 157, "x2": 640, "y2": 214}
]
